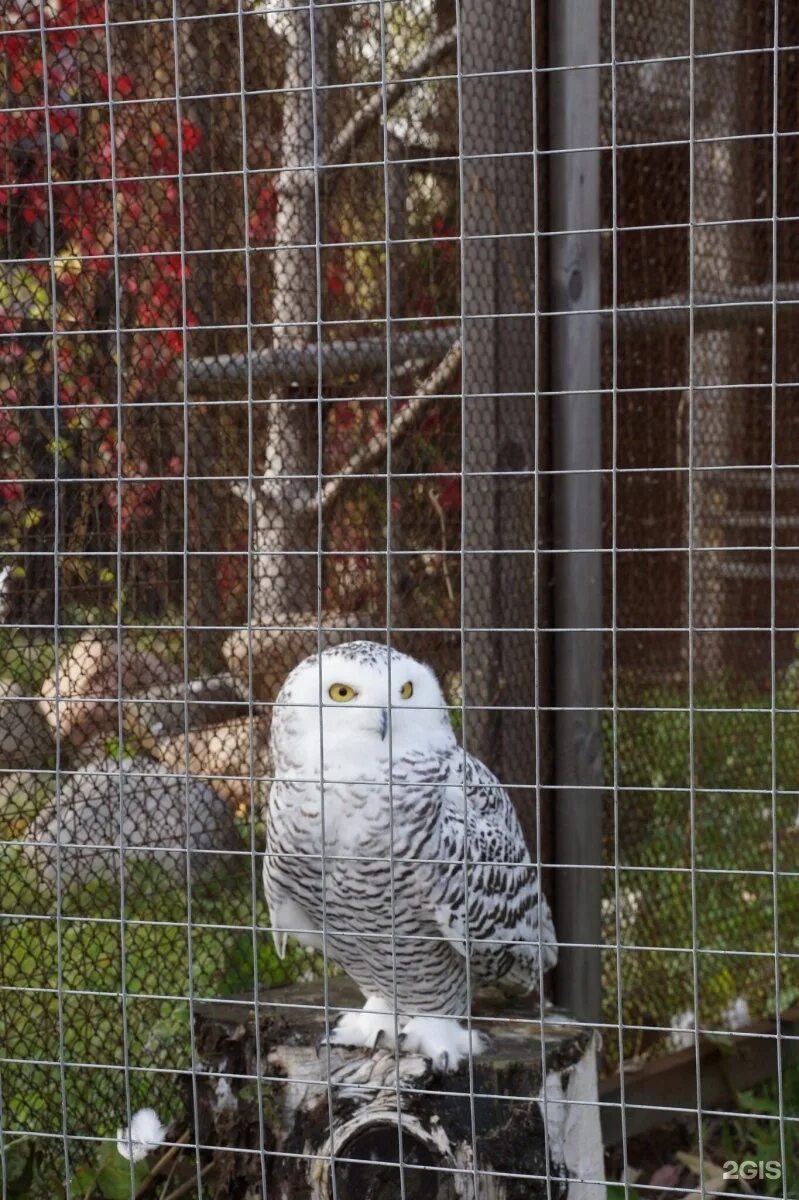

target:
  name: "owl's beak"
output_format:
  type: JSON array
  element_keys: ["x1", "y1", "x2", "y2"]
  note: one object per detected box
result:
[{"x1": 379, "y1": 708, "x2": 388, "y2": 741}]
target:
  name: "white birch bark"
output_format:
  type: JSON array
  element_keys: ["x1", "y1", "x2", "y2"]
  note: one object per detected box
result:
[{"x1": 252, "y1": 0, "x2": 320, "y2": 626}]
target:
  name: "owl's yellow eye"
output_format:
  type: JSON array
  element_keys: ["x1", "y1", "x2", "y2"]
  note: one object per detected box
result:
[
  {"x1": 400, "y1": 680, "x2": 414, "y2": 700},
  {"x1": 329, "y1": 683, "x2": 357, "y2": 703}
]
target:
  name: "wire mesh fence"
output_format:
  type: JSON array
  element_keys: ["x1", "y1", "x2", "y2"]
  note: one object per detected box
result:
[{"x1": 0, "y1": 0, "x2": 797, "y2": 1196}]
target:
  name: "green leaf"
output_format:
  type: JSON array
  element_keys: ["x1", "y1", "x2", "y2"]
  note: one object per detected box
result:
[
  {"x1": 607, "y1": 1186, "x2": 638, "y2": 1200},
  {"x1": 0, "y1": 266, "x2": 51, "y2": 322},
  {"x1": 94, "y1": 1144, "x2": 148, "y2": 1200},
  {"x1": 47, "y1": 437, "x2": 72, "y2": 460},
  {"x1": 0, "y1": 1137, "x2": 36, "y2": 1196},
  {"x1": 738, "y1": 1089, "x2": 780, "y2": 1116},
  {"x1": 69, "y1": 1162, "x2": 98, "y2": 1194}
]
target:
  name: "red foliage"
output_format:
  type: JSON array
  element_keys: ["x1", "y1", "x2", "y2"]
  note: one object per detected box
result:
[
  {"x1": 432, "y1": 215, "x2": 457, "y2": 259},
  {"x1": 326, "y1": 264, "x2": 345, "y2": 295},
  {"x1": 0, "y1": 480, "x2": 23, "y2": 504},
  {"x1": 0, "y1": 0, "x2": 194, "y2": 530},
  {"x1": 249, "y1": 182, "x2": 277, "y2": 244},
  {"x1": 181, "y1": 118, "x2": 202, "y2": 155},
  {"x1": 434, "y1": 475, "x2": 461, "y2": 513}
]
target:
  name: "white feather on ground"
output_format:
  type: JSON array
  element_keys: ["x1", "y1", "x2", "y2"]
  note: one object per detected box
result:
[{"x1": 116, "y1": 1108, "x2": 167, "y2": 1162}]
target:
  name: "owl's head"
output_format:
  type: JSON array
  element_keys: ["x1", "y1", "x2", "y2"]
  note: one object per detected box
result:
[{"x1": 271, "y1": 640, "x2": 456, "y2": 771}]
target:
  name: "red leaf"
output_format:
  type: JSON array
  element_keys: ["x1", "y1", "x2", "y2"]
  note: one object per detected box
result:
[
  {"x1": 162, "y1": 255, "x2": 186, "y2": 278},
  {"x1": 51, "y1": 108, "x2": 78, "y2": 136},
  {"x1": 436, "y1": 477, "x2": 461, "y2": 513},
  {"x1": 333, "y1": 402, "x2": 356, "y2": 432},
  {"x1": 180, "y1": 118, "x2": 202, "y2": 154},
  {"x1": 0, "y1": 481, "x2": 22, "y2": 503},
  {"x1": 2, "y1": 35, "x2": 26, "y2": 62}
]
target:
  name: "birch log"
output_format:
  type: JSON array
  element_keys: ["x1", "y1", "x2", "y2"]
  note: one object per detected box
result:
[
  {"x1": 190, "y1": 979, "x2": 605, "y2": 1200},
  {"x1": 253, "y1": 0, "x2": 321, "y2": 627}
]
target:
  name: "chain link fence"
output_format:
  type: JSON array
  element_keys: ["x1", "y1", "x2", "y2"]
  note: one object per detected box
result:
[{"x1": 0, "y1": 0, "x2": 797, "y2": 1195}]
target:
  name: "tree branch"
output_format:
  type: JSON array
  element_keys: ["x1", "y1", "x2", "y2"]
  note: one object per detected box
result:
[
  {"x1": 312, "y1": 339, "x2": 462, "y2": 513},
  {"x1": 324, "y1": 26, "x2": 456, "y2": 167}
]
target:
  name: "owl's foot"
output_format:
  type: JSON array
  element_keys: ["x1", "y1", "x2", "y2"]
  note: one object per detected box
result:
[
  {"x1": 399, "y1": 1016, "x2": 489, "y2": 1072},
  {"x1": 316, "y1": 1000, "x2": 488, "y2": 1072},
  {"x1": 317, "y1": 994, "x2": 397, "y2": 1053}
]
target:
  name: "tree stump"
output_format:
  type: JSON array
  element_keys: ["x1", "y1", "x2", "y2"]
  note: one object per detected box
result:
[{"x1": 191, "y1": 979, "x2": 605, "y2": 1200}]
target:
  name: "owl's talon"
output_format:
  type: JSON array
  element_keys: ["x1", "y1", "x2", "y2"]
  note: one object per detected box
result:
[
  {"x1": 399, "y1": 1016, "x2": 487, "y2": 1072},
  {"x1": 316, "y1": 1029, "x2": 359, "y2": 1054},
  {"x1": 315, "y1": 996, "x2": 396, "y2": 1052}
]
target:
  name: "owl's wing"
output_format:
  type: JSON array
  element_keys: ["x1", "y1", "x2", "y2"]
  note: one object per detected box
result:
[{"x1": 424, "y1": 751, "x2": 558, "y2": 991}]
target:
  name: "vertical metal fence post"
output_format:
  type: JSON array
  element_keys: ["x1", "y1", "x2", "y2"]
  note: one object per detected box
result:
[{"x1": 549, "y1": 0, "x2": 604, "y2": 1025}]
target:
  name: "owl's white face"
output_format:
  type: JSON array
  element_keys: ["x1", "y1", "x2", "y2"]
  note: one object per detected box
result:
[{"x1": 273, "y1": 641, "x2": 456, "y2": 772}]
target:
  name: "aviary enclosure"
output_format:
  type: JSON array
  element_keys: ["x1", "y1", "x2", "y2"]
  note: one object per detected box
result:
[{"x1": 0, "y1": 0, "x2": 797, "y2": 1197}]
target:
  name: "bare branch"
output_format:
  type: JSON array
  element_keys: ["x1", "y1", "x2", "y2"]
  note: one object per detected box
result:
[
  {"x1": 324, "y1": 26, "x2": 456, "y2": 167},
  {"x1": 428, "y1": 486, "x2": 455, "y2": 604},
  {"x1": 313, "y1": 339, "x2": 462, "y2": 514},
  {"x1": 189, "y1": 325, "x2": 457, "y2": 390},
  {"x1": 230, "y1": 479, "x2": 255, "y2": 506}
]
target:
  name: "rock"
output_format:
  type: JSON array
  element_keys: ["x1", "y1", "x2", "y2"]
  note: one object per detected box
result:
[
  {"x1": 25, "y1": 757, "x2": 242, "y2": 888},
  {"x1": 0, "y1": 678, "x2": 53, "y2": 770}
]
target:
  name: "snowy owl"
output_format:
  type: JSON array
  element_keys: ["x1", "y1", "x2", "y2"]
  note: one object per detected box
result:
[{"x1": 264, "y1": 641, "x2": 558, "y2": 1071}]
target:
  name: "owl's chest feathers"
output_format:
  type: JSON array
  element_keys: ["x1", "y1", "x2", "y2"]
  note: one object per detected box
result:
[{"x1": 270, "y1": 766, "x2": 440, "y2": 860}]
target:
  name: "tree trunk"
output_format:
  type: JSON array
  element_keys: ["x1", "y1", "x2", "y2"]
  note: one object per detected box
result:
[
  {"x1": 253, "y1": 0, "x2": 321, "y2": 627},
  {"x1": 190, "y1": 979, "x2": 604, "y2": 1200}
]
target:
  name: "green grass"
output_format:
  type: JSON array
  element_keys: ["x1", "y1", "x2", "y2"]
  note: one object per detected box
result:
[
  {"x1": 0, "y1": 629, "x2": 56, "y2": 692},
  {"x1": 0, "y1": 839, "x2": 319, "y2": 1194},
  {"x1": 0, "y1": 624, "x2": 320, "y2": 1194},
  {"x1": 709, "y1": 1059, "x2": 799, "y2": 1198},
  {"x1": 603, "y1": 682, "x2": 799, "y2": 1061}
]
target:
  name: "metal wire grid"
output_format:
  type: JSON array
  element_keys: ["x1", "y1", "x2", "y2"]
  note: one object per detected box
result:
[{"x1": 0, "y1": 0, "x2": 797, "y2": 1196}]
